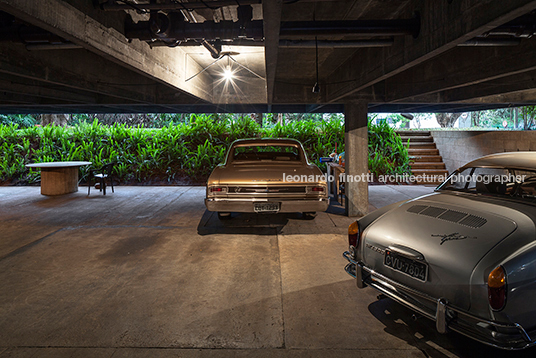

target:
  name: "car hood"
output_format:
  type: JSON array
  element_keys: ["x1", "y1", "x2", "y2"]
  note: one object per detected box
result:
[
  {"x1": 362, "y1": 192, "x2": 518, "y2": 309},
  {"x1": 210, "y1": 163, "x2": 323, "y2": 185}
]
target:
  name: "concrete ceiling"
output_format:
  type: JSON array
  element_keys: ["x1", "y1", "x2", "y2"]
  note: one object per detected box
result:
[{"x1": 1, "y1": 0, "x2": 536, "y2": 114}]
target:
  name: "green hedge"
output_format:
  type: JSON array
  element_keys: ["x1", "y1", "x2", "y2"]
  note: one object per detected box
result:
[{"x1": 0, "y1": 115, "x2": 410, "y2": 185}]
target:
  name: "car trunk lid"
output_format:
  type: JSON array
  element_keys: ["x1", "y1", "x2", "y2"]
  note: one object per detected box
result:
[
  {"x1": 218, "y1": 164, "x2": 320, "y2": 184},
  {"x1": 362, "y1": 193, "x2": 517, "y2": 310}
]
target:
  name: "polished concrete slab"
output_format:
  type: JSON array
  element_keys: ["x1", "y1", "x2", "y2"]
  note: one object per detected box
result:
[{"x1": 0, "y1": 185, "x2": 534, "y2": 357}]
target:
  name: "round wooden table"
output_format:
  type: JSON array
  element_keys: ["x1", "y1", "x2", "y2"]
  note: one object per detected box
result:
[{"x1": 26, "y1": 161, "x2": 92, "y2": 195}]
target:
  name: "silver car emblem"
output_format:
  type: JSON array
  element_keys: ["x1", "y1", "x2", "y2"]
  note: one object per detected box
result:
[
  {"x1": 365, "y1": 243, "x2": 385, "y2": 255},
  {"x1": 432, "y1": 233, "x2": 477, "y2": 245}
]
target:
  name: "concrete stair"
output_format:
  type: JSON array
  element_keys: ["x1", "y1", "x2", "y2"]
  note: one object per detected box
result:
[{"x1": 397, "y1": 131, "x2": 448, "y2": 185}]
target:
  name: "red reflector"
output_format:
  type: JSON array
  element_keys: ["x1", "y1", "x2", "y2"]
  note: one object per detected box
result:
[
  {"x1": 348, "y1": 233, "x2": 358, "y2": 248},
  {"x1": 348, "y1": 221, "x2": 359, "y2": 247},
  {"x1": 312, "y1": 187, "x2": 324, "y2": 191},
  {"x1": 488, "y1": 285, "x2": 506, "y2": 311}
]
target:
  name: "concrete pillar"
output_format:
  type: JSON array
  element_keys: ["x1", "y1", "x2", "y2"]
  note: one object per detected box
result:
[{"x1": 345, "y1": 102, "x2": 369, "y2": 217}]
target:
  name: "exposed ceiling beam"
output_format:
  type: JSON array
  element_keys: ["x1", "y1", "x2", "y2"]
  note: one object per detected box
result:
[
  {"x1": 0, "y1": 0, "x2": 214, "y2": 103},
  {"x1": 0, "y1": 103, "x2": 346, "y2": 115},
  {"x1": 0, "y1": 77, "x2": 95, "y2": 104},
  {"x1": 272, "y1": 80, "x2": 382, "y2": 104},
  {"x1": 457, "y1": 88, "x2": 536, "y2": 104},
  {"x1": 263, "y1": 0, "x2": 282, "y2": 104},
  {"x1": 382, "y1": 39, "x2": 536, "y2": 102},
  {"x1": 368, "y1": 102, "x2": 522, "y2": 113},
  {"x1": 442, "y1": 71, "x2": 536, "y2": 103},
  {"x1": 0, "y1": 43, "x2": 159, "y2": 104},
  {"x1": 325, "y1": 0, "x2": 536, "y2": 103}
]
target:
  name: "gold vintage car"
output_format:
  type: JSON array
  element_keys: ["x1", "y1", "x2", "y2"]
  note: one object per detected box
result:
[{"x1": 205, "y1": 138, "x2": 329, "y2": 219}]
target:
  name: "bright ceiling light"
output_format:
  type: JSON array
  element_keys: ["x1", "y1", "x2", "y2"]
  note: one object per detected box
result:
[{"x1": 223, "y1": 67, "x2": 234, "y2": 81}]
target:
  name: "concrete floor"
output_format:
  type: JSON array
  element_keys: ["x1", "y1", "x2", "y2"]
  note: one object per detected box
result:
[{"x1": 0, "y1": 185, "x2": 534, "y2": 358}]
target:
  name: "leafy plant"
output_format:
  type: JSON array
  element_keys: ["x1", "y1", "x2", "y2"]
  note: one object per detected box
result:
[
  {"x1": 0, "y1": 114, "x2": 411, "y2": 185},
  {"x1": 368, "y1": 120, "x2": 412, "y2": 179}
]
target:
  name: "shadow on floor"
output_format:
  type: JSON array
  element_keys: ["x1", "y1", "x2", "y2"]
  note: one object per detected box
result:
[
  {"x1": 368, "y1": 297, "x2": 536, "y2": 358},
  {"x1": 196, "y1": 209, "x2": 319, "y2": 236}
]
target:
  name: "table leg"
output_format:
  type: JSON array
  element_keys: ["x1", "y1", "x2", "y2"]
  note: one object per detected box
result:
[{"x1": 40, "y1": 167, "x2": 79, "y2": 195}]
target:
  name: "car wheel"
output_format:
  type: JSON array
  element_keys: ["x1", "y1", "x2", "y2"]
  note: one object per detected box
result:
[
  {"x1": 302, "y1": 212, "x2": 316, "y2": 219},
  {"x1": 218, "y1": 212, "x2": 232, "y2": 220}
]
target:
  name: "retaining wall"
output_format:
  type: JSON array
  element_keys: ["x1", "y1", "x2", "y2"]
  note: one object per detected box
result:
[{"x1": 430, "y1": 130, "x2": 536, "y2": 173}]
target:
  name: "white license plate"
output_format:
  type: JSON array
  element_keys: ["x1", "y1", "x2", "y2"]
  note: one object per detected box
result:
[{"x1": 254, "y1": 202, "x2": 280, "y2": 213}]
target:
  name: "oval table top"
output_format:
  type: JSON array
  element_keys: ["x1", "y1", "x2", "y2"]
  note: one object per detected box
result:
[{"x1": 26, "y1": 161, "x2": 92, "y2": 168}]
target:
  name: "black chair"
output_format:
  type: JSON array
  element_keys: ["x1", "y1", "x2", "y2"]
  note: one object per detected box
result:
[
  {"x1": 339, "y1": 182, "x2": 345, "y2": 206},
  {"x1": 88, "y1": 163, "x2": 115, "y2": 195}
]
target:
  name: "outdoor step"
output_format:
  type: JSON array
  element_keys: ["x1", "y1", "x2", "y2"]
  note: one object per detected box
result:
[
  {"x1": 410, "y1": 155, "x2": 443, "y2": 162},
  {"x1": 407, "y1": 142, "x2": 437, "y2": 149},
  {"x1": 396, "y1": 131, "x2": 431, "y2": 136},
  {"x1": 410, "y1": 162, "x2": 446, "y2": 169},
  {"x1": 400, "y1": 136, "x2": 434, "y2": 143},
  {"x1": 411, "y1": 169, "x2": 449, "y2": 176},
  {"x1": 408, "y1": 148, "x2": 439, "y2": 155}
]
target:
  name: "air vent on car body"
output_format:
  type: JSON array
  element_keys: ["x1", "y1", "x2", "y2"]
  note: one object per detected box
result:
[
  {"x1": 438, "y1": 210, "x2": 468, "y2": 223},
  {"x1": 420, "y1": 206, "x2": 448, "y2": 218},
  {"x1": 459, "y1": 215, "x2": 487, "y2": 228},
  {"x1": 406, "y1": 205, "x2": 428, "y2": 214},
  {"x1": 406, "y1": 205, "x2": 487, "y2": 228}
]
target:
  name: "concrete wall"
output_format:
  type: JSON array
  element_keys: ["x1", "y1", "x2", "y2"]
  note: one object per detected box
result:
[{"x1": 431, "y1": 130, "x2": 536, "y2": 173}]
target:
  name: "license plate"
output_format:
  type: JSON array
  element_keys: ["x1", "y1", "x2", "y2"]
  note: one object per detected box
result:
[
  {"x1": 384, "y1": 250, "x2": 428, "y2": 282},
  {"x1": 254, "y1": 202, "x2": 280, "y2": 213}
]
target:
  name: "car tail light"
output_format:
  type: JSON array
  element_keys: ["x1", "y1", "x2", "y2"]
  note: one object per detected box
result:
[
  {"x1": 210, "y1": 187, "x2": 224, "y2": 192},
  {"x1": 348, "y1": 221, "x2": 359, "y2": 248},
  {"x1": 312, "y1": 186, "x2": 324, "y2": 192},
  {"x1": 488, "y1": 266, "x2": 506, "y2": 311}
]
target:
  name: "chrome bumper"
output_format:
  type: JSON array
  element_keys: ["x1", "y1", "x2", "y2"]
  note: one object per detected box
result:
[
  {"x1": 205, "y1": 197, "x2": 329, "y2": 213},
  {"x1": 343, "y1": 251, "x2": 536, "y2": 350}
]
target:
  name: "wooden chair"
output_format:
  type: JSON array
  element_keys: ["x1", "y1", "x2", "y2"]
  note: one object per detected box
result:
[{"x1": 88, "y1": 163, "x2": 115, "y2": 195}]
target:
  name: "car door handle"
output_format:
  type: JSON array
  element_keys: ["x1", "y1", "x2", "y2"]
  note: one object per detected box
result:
[{"x1": 388, "y1": 244, "x2": 425, "y2": 261}]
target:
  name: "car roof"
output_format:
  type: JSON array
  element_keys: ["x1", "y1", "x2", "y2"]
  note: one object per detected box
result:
[
  {"x1": 460, "y1": 151, "x2": 536, "y2": 171},
  {"x1": 231, "y1": 138, "x2": 302, "y2": 147}
]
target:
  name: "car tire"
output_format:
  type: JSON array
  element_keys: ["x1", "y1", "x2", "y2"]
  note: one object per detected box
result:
[
  {"x1": 303, "y1": 212, "x2": 316, "y2": 219},
  {"x1": 218, "y1": 212, "x2": 232, "y2": 220}
]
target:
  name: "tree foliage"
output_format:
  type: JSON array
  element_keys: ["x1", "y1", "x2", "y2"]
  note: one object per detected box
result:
[{"x1": 435, "y1": 113, "x2": 462, "y2": 128}]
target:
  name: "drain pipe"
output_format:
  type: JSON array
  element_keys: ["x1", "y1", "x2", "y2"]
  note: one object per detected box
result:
[
  {"x1": 125, "y1": 18, "x2": 264, "y2": 41},
  {"x1": 100, "y1": 0, "x2": 262, "y2": 11}
]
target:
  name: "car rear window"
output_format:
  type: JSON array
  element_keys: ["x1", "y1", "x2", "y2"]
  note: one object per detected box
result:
[
  {"x1": 440, "y1": 167, "x2": 536, "y2": 200},
  {"x1": 232, "y1": 145, "x2": 301, "y2": 162}
]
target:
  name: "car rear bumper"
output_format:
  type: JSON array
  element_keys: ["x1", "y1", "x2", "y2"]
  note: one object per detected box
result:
[
  {"x1": 343, "y1": 251, "x2": 536, "y2": 350},
  {"x1": 205, "y1": 197, "x2": 329, "y2": 213}
]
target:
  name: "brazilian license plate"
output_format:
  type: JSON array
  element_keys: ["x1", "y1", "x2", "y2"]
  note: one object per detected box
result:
[
  {"x1": 254, "y1": 202, "x2": 280, "y2": 213},
  {"x1": 384, "y1": 250, "x2": 428, "y2": 282}
]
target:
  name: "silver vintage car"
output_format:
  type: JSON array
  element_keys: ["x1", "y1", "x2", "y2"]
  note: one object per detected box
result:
[
  {"x1": 343, "y1": 151, "x2": 536, "y2": 349},
  {"x1": 205, "y1": 138, "x2": 329, "y2": 219}
]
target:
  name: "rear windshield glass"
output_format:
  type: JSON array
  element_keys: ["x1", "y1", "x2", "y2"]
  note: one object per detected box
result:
[
  {"x1": 232, "y1": 145, "x2": 301, "y2": 162},
  {"x1": 439, "y1": 167, "x2": 536, "y2": 201}
]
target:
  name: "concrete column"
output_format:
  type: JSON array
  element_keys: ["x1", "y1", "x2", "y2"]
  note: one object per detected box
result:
[{"x1": 345, "y1": 102, "x2": 368, "y2": 217}]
